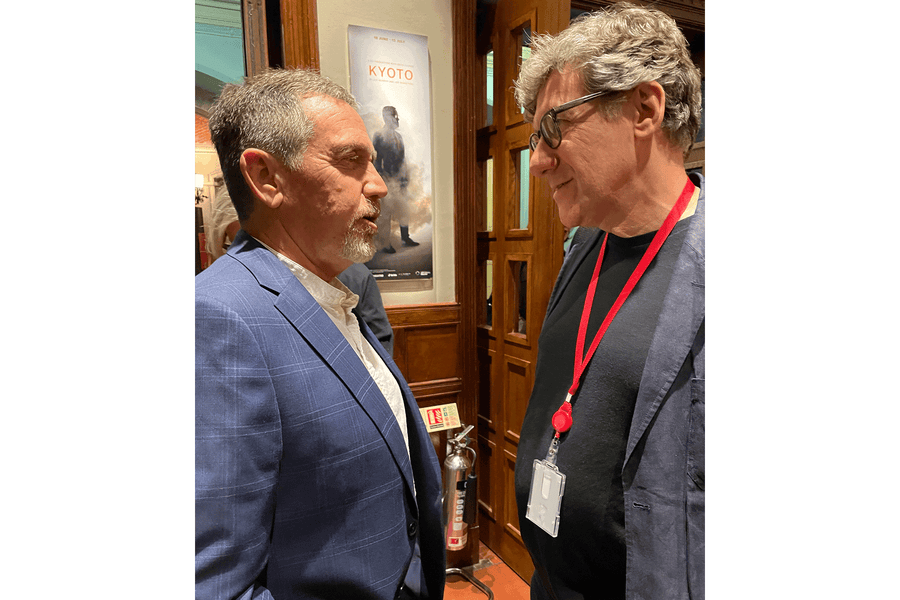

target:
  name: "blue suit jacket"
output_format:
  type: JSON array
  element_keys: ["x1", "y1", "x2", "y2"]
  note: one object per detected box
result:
[{"x1": 196, "y1": 231, "x2": 445, "y2": 600}]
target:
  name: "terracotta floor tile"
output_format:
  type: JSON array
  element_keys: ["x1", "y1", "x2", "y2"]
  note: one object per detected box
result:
[{"x1": 443, "y1": 543, "x2": 530, "y2": 600}]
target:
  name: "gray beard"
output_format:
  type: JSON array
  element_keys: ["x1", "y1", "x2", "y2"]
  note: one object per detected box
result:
[
  {"x1": 340, "y1": 224, "x2": 376, "y2": 263},
  {"x1": 340, "y1": 198, "x2": 379, "y2": 264}
]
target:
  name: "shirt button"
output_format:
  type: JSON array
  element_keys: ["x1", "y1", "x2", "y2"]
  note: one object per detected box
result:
[{"x1": 407, "y1": 520, "x2": 418, "y2": 538}]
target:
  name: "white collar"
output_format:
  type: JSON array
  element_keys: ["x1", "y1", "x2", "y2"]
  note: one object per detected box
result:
[{"x1": 255, "y1": 238, "x2": 360, "y2": 313}]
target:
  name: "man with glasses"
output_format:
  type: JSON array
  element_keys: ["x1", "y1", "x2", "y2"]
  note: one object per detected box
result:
[{"x1": 512, "y1": 4, "x2": 705, "y2": 599}]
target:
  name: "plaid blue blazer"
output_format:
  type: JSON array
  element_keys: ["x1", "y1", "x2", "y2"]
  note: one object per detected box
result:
[{"x1": 196, "y1": 231, "x2": 445, "y2": 599}]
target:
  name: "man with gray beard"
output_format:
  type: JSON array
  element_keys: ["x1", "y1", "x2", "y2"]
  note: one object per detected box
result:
[{"x1": 195, "y1": 68, "x2": 446, "y2": 600}]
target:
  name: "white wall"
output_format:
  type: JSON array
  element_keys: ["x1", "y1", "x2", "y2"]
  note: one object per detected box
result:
[{"x1": 317, "y1": 0, "x2": 455, "y2": 307}]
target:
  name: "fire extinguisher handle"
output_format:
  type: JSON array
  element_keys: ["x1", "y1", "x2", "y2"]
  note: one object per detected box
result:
[{"x1": 463, "y1": 473, "x2": 477, "y2": 525}]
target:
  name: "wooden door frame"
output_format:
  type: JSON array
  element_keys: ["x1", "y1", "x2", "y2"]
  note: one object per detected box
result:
[
  {"x1": 280, "y1": 0, "x2": 320, "y2": 69},
  {"x1": 452, "y1": 0, "x2": 480, "y2": 439},
  {"x1": 458, "y1": 0, "x2": 571, "y2": 580},
  {"x1": 239, "y1": 0, "x2": 320, "y2": 75}
]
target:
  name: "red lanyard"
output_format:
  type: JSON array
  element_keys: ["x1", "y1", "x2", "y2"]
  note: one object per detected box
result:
[{"x1": 551, "y1": 178, "x2": 696, "y2": 438}]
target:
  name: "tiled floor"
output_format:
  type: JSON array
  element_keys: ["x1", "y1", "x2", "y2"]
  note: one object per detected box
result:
[{"x1": 444, "y1": 542, "x2": 530, "y2": 600}]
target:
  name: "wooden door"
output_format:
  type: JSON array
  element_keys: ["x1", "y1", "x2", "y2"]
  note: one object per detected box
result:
[{"x1": 473, "y1": 0, "x2": 569, "y2": 582}]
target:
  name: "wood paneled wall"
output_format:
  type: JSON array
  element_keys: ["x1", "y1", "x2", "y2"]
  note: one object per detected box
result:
[{"x1": 386, "y1": 303, "x2": 464, "y2": 414}]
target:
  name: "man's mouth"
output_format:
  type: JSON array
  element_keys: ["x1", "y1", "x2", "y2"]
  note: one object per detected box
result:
[
  {"x1": 358, "y1": 212, "x2": 379, "y2": 231},
  {"x1": 553, "y1": 179, "x2": 572, "y2": 194}
]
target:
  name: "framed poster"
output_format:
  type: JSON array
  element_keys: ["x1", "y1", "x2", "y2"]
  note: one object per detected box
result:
[{"x1": 348, "y1": 25, "x2": 434, "y2": 290}]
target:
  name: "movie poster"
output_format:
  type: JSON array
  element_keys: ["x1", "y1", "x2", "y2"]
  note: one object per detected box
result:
[{"x1": 348, "y1": 25, "x2": 433, "y2": 289}]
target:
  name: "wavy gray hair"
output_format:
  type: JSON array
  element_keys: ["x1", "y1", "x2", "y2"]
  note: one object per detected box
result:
[
  {"x1": 514, "y1": 3, "x2": 702, "y2": 156},
  {"x1": 208, "y1": 68, "x2": 359, "y2": 222}
]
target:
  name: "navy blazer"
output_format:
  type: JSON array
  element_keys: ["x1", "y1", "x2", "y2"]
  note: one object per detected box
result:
[{"x1": 195, "y1": 231, "x2": 445, "y2": 600}]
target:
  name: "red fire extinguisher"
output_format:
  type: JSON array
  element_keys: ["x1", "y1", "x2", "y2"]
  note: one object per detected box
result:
[{"x1": 442, "y1": 425, "x2": 478, "y2": 551}]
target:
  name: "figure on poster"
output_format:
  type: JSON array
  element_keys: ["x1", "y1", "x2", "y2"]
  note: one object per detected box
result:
[
  {"x1": 512, "y1": 4, "x2": 704, "y2": 600},
  {"x1": 196, "y1": 68, "x2": 445, "y2": 600},
  {"x1": 372, "y1": 105, "x2": 419, "y2": 253}
]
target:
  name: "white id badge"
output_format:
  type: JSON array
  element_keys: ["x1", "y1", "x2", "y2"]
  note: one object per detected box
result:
[{"x1": 525, "y1": 459, "x2": 566, "y2": 537}]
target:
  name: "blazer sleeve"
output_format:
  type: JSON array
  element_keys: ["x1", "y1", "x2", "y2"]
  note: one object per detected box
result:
[{"x1": 195, "y1": 293, "x2": 282, "y2": 600}]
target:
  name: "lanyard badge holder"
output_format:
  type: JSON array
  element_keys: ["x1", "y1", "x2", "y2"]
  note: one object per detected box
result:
[
  {"x1": 525, "y1": 395, "x2": 572, "y2": 537},
  {"x1": 525, "y1": 178, "x2": 696, "y2": 539}
]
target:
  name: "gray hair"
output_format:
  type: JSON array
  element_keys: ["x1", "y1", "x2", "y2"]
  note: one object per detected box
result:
[
  {"x1": 514, "y1": 3, "x2": 702, "y2": 156},
  {"x1": 208, "y1": 68, "x2": 359, "y2": 221}
]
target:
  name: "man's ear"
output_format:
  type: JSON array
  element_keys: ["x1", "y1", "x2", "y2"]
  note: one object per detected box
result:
[
  {"x1": 239, "y1": 149, "x2": 285, "y2": 209},
  {"x1": 630, "y1": 81, "x2": 666, "y2": 140}
]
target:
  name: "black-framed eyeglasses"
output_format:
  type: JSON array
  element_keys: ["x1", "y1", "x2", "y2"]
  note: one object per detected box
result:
[{"x1": 529, "y1": 90, "x2": 613, "y2": 152}]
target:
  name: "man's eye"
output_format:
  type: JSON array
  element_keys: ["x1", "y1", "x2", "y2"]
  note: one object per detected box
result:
[
  {"x1": 339, "y1": 154, "x2": 369, "y2": 169},
  {"x1": 556, "y1": 119, "x2": 575, "y2": 132}
]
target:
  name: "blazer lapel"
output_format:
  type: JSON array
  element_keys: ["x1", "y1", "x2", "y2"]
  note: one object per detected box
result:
[
  {"x1": 624, "y1": 181, "x2": 705, "y2": 467},
  {"x1": 358, "y1": 321, "x2": 421, "y2": 508},
  {"x1": 229, "y1": 232, "x2": 418, "y2": 504}
]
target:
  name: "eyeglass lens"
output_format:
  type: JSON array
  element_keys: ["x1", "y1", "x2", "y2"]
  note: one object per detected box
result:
[{"x1": 529, "y1": 112, "x2": 560, "y2": 152}]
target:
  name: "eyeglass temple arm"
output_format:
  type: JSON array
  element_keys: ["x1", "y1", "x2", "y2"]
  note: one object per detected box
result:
[{"x1": 551, "y1": 90, "x2": 612, "y2": 115}]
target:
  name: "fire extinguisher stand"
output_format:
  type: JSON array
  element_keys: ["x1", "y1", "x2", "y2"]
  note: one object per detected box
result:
[{"x1": 442, "y1": 425, "x2": 493, "y2": 599}]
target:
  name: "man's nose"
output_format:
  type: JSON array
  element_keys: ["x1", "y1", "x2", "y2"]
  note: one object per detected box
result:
[
  {"x1": 529, "y1": 142, "x2": 556, "y2": 178},
  {"x1": 366, "y1": 163, "x2": 388, "y2": 199}
]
